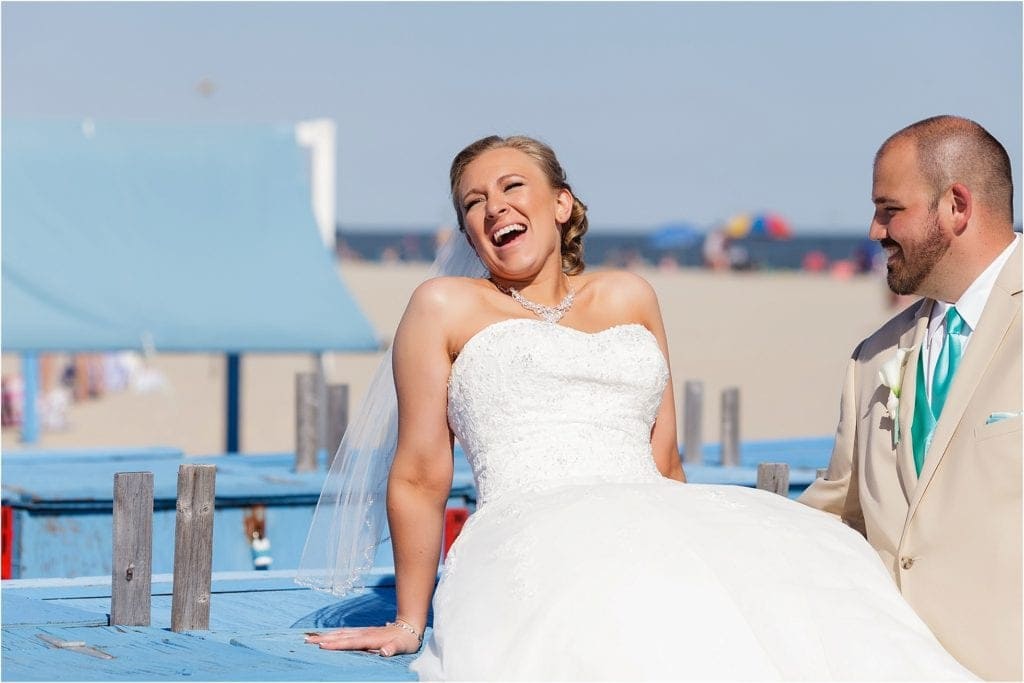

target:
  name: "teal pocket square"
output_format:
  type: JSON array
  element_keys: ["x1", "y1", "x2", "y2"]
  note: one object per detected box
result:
[{"x1": 986, "y1": 411, "x2": 1023, "y2": 425}]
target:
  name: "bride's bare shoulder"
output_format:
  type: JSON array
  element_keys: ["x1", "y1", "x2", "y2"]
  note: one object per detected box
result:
[
  {"x1": 404, "y1": 276, "x2": 491, "y2": 318},
  {"x1": 577, "y1": 270, "x2": 658, "y2": 302}
]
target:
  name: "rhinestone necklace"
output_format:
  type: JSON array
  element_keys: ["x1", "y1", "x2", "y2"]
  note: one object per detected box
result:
[{"x1": 492, "y1": 278, "x2": 576, "y2": 324}]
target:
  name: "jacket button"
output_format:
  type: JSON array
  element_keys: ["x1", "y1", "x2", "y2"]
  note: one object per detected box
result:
[{"x1": 901, "y1": 557, "x2": 914, "y2": 570}]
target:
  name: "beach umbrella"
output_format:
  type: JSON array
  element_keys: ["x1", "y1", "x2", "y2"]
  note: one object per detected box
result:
[
  {"x1": 724, "y1": 213, "x2": 793, "y2": 239},
  {"x1": 647, "y1": 223, "x2": 703, "y2": 250}
]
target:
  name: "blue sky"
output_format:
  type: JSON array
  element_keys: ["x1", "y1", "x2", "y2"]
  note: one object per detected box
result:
[{"x1": 3, "y1": 1, "x2": 1021, "y2": 234}]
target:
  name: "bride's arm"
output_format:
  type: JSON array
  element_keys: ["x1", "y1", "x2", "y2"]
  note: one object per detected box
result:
[
  {"x1": 638, "y1": 284, "x2": 685, "y2": 483},
  {"x1": 388, "y1": 280, "x2": 457, "y2": 641},
  {"x1": 308, "y1": 280, "x2": 457, "y2": 656}
]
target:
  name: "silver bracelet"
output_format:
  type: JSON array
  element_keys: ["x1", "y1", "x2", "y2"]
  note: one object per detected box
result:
[{"x1": 387, "y1": 619, "x2": 423, "y2": 644}]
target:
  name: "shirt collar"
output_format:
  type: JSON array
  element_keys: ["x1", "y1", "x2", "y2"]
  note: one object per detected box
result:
[{"x1": 936, "y1": 234, "x2": 1020, "y2": 333}]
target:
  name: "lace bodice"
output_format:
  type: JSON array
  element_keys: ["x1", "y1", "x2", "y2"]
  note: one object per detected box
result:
[{"x1": 447, "y1": 318, "x2": 669, "y2": 506}]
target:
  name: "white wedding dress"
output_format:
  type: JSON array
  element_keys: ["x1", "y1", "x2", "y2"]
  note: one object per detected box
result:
[{"x1": 409, "y1": 318, "x2": 973, "y2": 680}]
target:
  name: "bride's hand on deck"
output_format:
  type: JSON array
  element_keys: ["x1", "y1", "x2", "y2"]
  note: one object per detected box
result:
[{"x1": 305, "y1": 623, "x2": 422, "y2": 657}]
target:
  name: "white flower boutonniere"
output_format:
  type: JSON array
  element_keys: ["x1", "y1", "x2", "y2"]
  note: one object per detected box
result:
[{"x1": 878, "y1": 347, "x2": 912, "y2": 446}]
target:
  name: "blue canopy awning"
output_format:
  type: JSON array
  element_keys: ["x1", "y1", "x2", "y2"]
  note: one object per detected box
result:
[{"x1": 2, "y1": 120, "x2": 378, "y2": 353}]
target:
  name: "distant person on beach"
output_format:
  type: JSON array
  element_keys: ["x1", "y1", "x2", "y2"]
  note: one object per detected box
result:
[
  {"x1": 300, "y1": 135, "x2": 970, "y2": 679},
  {"x1": 800, "y1": 115, "x2": 1021, "y2": 680},
  {"x1": 701, "y1": 228, "x2": 730, "y2": 270}
]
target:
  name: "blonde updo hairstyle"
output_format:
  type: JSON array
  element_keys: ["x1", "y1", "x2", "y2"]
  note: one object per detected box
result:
[{"x1": 450, "y1": 135, "x2": 589, "y2": 275}]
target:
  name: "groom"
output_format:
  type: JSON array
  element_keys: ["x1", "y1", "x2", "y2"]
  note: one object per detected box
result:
[{"x1": 800, "y1": 115, "x2": 1021, "y2": 681}]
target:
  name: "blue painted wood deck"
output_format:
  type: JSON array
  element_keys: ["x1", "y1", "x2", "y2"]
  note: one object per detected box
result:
[
  {"x1": 1, "y1": 448, "x2": 478, "y2": 579},
  {"x1": 2, "y1": 438, "x2": 832, "y2": 578},
  {"x1": 2, "y1": 570, "x2": 422, "y2": 681}
]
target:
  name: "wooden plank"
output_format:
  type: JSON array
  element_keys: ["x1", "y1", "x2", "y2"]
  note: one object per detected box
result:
[
  {"x1": 0, "y1": 593, "x2": 109, "y2": 627},
  {"x1": 1, "y1": 575, "x2": 428, "y2": 680},
  {"x1": 171, "y1": 465, "x2": 216, "y2": 632},
  {"x1": 110, "y1": 472, "x2": 153, "y2": 626},
  {"x1": 1, "y1": 625, "x2": 408, "y2": 681},
  {"x1": 756, "y1": 462, "x2": 790, "y2": 496},
  {"x1": 226, "y1": 631, "x2": 418, "y2": 680},
  {"x1": 4, "y1": 571, "x2": 405, "y2": 634},
  {"x1": 294, "y1": 373, "x2": 318, "y2": 473},
  {"x1": 60, "y1": 589, "x2": 340, "y2": 632},
  {"x1": 682, "y1": 380, "x2": 703, "y2": 465},
  {"x1": 325, "y1": 384, "x2": 349, "y2": 469},
  {"x1": 720, "y1": 387, "x2": 741, "y2": 467}
]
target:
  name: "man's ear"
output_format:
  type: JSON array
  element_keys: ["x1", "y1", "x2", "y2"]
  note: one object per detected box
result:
[{"x1": 948, "y1": 182, "x2": 972, "y2": 235}]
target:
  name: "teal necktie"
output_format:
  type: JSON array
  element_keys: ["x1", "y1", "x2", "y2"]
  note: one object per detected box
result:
[{"x1": 911, "y1": 307, "x2": 967, "y2": 475}]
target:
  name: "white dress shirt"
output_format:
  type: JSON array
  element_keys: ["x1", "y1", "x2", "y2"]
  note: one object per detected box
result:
[{"x1": 921, "y1": 234, "x2": 1021, "y2": 401}]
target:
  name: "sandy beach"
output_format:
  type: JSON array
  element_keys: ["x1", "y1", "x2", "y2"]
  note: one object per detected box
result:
[{"x1": 1, "y1": 262, "x2": 902, "y2": 456}]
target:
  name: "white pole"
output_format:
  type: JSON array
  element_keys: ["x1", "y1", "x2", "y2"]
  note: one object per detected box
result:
[{"x1": 295, "y1": 119, "x2": 337, "y2": 250}]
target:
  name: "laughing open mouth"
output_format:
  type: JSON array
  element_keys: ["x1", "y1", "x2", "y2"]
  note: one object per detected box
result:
[{"x1": 492, "y1": 224, "x2": 526, "y2": 247}]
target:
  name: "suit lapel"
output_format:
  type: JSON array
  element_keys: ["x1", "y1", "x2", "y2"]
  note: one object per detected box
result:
[
  {"x1": 896, "y1": 301, "x2": 931, "y2": 501},
  {"x1": 908, "y1": 241, "x2": 1023, "y2": 514}
]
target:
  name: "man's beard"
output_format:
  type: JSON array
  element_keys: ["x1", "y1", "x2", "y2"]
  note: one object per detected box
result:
[{"x1": 885, "y1": 215, "x2": 950, "y2": 295}]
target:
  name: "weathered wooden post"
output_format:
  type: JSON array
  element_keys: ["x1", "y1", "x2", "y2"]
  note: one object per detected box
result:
[
  {"x1": 720, "y1": 387, "x2": 740, "y2": 467},
  {"x1": 325, "y1": 383, "x2": 349, "y2": 469},
  {"x1": 315, "y1": 354, "x2": 329, "y2": 467},
  {"x1": 295, "y1": 372, "x2": 318, "y2": 473},
  {"x1": 756, "y1": 463, "x2": 790, "y2": 496},
  {"x1": 682, "y1": 380, "x2": 703, "y2": 465},
  {"x1": 170, "y1": 464, "x2": 216, "y2": 632},
  {"x1": 110, "y1": 472, "x2": 153, "y2": 626}
]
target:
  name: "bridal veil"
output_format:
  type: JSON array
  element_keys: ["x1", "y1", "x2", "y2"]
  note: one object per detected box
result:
[{"x1": 296, "y1": 233, "x2": 485, "y2": 596}]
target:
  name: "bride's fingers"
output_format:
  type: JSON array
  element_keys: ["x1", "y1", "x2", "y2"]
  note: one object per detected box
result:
[
  {"x1": 304, "y1": 625, "x2": 381, "y2": 641},
  {"x1": 305, "y1": 629, "x2": 351, "y2": 643},
  {"x1": 303, "y1": 625, "x2": 419, "y2": 656},
  {"x1": 316, "y1": 635, "x2": 380, "y2": 651},
  {"x1": 318, "y1": 632, "x2": 408, "y2": 654},
  {"x1": 305, "y1": 628, "x2": 364, "y2": 645},
  {"x1": 305, "y1": 628, "x2": 388, "y2": 649}
]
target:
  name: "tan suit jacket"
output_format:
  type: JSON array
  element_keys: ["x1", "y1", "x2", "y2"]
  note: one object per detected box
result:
[{"x1": 800, "y1": 241, "x2": 1022, "y2": 681}]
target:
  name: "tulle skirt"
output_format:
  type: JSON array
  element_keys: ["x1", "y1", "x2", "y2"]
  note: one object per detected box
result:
[{"x1": 411, "y1": 480, "x2": 973, "y2": 681}]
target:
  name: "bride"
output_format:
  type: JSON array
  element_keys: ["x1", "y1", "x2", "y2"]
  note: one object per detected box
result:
[{"x1": 300, "y1": 135, "x2": 973, "y2": 680}]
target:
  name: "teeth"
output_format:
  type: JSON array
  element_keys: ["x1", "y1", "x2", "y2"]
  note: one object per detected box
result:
[{"x1": 493, "y1": 224, "x2": 526, "y2": 245}]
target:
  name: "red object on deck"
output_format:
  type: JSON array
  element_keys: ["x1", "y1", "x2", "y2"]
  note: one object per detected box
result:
[
  {"x1": 443, "y1": 507, "x2": 469, "y2": 558},
  {"x1": 2, "y1": 505, "x2": 13, "y2": 579}
]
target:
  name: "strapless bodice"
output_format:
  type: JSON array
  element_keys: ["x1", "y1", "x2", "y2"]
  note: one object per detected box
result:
[{"x1": 447, "y1": 318, "x2": 668, "y2": 505}]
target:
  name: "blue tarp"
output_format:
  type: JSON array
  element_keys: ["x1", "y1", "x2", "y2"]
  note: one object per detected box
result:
[{"x1": 1, "y1": 120, "x2": 378, "y2": 352}]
